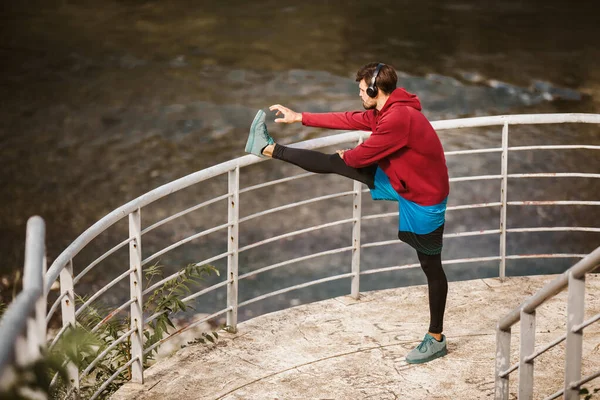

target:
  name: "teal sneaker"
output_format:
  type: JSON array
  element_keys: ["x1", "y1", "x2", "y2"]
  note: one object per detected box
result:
[
  {"x1": 245, "y1": 110, "x2": 274, "y2": 158},
  {"x1": 405, "y1": 333, "x2": 448, "y2": 364}
]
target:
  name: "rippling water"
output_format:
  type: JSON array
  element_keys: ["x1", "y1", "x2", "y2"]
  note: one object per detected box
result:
[{"x1": 1, "y1": 0, "x2": 599, "y2": 318}]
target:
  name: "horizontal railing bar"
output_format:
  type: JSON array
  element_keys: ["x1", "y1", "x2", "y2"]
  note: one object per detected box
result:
[
  {"x1": 75, "y1": 268, "x2": 135, "y2": 318},
  {"x1": 498, "y1": 246, "x2": 600, "y2": 331},
  {"x1": 431, "y1": 113, "x2": 600, "y2": 130},
  {"x1": 180, "y1": 280, "x2": 230, "y2": 305},
  {"x1": 441, "y1": 256, "x2": 502, "y2": 265},
  {"x1": 46, "y1": 113, "x2": 600, "y2": 291},
  {"x1": 360, "y1": 212, "x2": 396, "y2": 221},
  {"x1": 447, "y1": 202, "x2": 502, "y2": 211},
  {"x1": 362, "y1": 231, "x2": 501, "y2": 249},
  {"x1": 450, "y1": 175, "x2": 502, "y2": 182},
  {"x1": 49, "y1": 324, "x2": 69, "y2": 349},
  {"x1": 359, "y1": 256, "x2": 505, "y2": 276},
  {"x1": 445, "y1": 148, "x2": 502, "y2": 156},
  {"x1": 92, "y1": 298, "x2": 136, "y2": 334},
  {"x1": 507, "y1": 227, "x2": 600, "y2": 233},
  {"x1": 81, "y1": 327, "x2": 136, "y2": 379},
  {"x1": 361, "y1": 203, "x2": 502, "y2": 222},
  {"x1": 571, "y1": 313, "x2": 600, "y2": 334},
  {"x1": 238, "y1": 273, "x2": 354, "y2": 308},
  {"x1": 142, "y1": 251, "x2": 230, "y2": 296},
  {"x1": 90, "y1": 356, "x2": 140, "y2": 400},
  {"x1": 73, "y1": 236, "x2": 133, "y2": 285},
  {"x1": 509, "y1": 145, "x2": 600, "y2": 151},
  {"x1": 239, "y1": 172, "x2": 314, "y2": 194},
  {"x1": 142, "y1": 222, "x2": 230, "y2": 266},
  {"x1": 507, "y1": 201, "x2": 600, "y2": 206},
  {"x1": 569, "y1": 370, "x2": 600, "y2": 390},
  {"x1": 505, "y1": 254, "x2": 586, "y2": 260},
  {"x1": 238, "y1": 218, "x2": 355, "y2": 253},
  {"x1": 360, "y1": 263, "x2": 420, "y2": 275},
  {"x1": 361, "y1": 239, "x2": 400, "y2": 248},
  {"x1": 144, "y1": 281, "x2": 230, "y2": 325},
  {"x1": 542, "y1": 388, "x2": 564, "y2": 400},
  {"x1": 444, "y1": 229, "x2": 501, "y2": 238},
  {"x1": 523, "y1": 334, "x2": 566, "y2": 363},
  {"x1": 46, "y1": 291, "x2": 68, "y2": 324},
  {"x1": 239, "y1": 191, "x2": 355, "y2": 224},
  {"x1": 499, "y1": 362, "x2": 520, "y2": 378},
  {"x1": 143, "y1": 307, "x2": 231, "y2": 356},
  {"x1": 239, "y1": 246, "x2": 354, "y2": 280},
  {"x1": 141, "y1": 193, "x2": 230, "y2": 235},
  {"x1": 508, "y1": 173, "x2": 600, "y2": 179}
]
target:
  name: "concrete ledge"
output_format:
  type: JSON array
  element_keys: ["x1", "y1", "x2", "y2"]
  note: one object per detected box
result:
[{"x1": 112, "y1": 274, "x2": 600, "y2": 400}]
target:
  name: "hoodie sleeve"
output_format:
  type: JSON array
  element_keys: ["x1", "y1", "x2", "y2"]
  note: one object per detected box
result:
[
  {"x1": 301, "y1": 111, "x2": 374, "y2": 131},
  {"x1": 343, "y1": 105, "x2": 410, "y2": 168}
]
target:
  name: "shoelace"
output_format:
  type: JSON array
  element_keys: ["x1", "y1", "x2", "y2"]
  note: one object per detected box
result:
[{"x1": 417, "y1": 335, "x2": 434, "y2": 352}]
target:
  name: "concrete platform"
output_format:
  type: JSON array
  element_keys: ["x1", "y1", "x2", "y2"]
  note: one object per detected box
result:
[{"x1": 112, "y1": 274, "x2": 600, "y2": 400}]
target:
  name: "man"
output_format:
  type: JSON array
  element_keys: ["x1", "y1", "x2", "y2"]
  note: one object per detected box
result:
[{"x1": 244, "y1": 63, "x2": 450, "y2": 364}]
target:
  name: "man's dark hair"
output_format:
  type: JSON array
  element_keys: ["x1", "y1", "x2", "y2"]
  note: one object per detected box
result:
[{"x1": 355, "y1": 63, "x2": 398, "y2": 95}]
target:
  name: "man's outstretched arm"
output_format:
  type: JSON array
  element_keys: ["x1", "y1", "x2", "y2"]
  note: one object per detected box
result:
[{"x1": 269, "y1": 104, "x2": 373, "y2": 131}]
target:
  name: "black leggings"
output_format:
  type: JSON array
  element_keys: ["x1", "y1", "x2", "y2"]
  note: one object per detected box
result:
[{"x1": 272, "y1": 144, "x2": 448, "y2": 334}]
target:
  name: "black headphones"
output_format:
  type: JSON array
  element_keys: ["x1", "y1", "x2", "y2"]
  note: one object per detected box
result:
[{"x1": 366, "y1": 63, "x2": 385, "y2": 98}]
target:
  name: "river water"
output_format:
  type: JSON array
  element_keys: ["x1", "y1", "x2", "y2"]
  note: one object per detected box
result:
[{"x1": 1, "y1": 0, "x2": 599, "y2": 320}]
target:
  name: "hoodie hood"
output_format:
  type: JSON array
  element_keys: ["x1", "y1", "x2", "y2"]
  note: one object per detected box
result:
[{"x1": 380, "y1": 88, "x2": 422, "y2": 113}]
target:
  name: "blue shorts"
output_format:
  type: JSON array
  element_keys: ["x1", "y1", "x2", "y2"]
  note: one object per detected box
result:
[{"x1": 369, "y1": 167, "x2": 447, "y2": 254}]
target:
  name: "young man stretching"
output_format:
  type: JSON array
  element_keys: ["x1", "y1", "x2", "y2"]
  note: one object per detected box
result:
[{"x1": 245, "y1": 63, "x2": 450, "y2": 364}]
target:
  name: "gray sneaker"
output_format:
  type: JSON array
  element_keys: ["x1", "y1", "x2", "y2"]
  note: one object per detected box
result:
[
  {"x1": 405, "y1": 333, "x2": 448, "y2": 364},
  {"x1": 245, "y1": 110, "x2": 274, "y2": 158}
]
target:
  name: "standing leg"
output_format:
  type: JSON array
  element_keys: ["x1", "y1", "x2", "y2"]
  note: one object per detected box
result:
[
  {"x1": 405, "y1": 247, "x2": 449, "y2": 364},
  {"x1": 417, "y1": 251, "x2": 448, "y2": 335}
]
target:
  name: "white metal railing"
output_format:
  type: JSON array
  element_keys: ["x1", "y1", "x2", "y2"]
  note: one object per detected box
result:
[
  {"x1": 495, "y1": 246, "x2": 600, "y2": 400},
  {"x1": 1, "y1": 113, "x2": 599, "y2": 398},
  {"x1": 0, "y1": 217, "x2": 47, "y2": 390}
]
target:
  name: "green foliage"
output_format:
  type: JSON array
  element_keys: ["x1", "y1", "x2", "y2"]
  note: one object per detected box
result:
[
  {"x1": 0, "y1": 262, "x2": 220, "y2": 400},
  {"x1": 581, "y1": 387, "x2": 600, "y2": 399}
]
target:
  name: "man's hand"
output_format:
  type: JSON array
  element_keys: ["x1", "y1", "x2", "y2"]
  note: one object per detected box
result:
[
  {"x1": 269, "y1": 104, "x2": 302, "y2": 124},
  {"x1": 336, "y1": 149, "x2": 346, "y2": 159}
]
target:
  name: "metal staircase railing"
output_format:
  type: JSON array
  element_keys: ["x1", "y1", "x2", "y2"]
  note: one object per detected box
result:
[{"x1": 495, "y1": 245, "x2": 600, "y2": 400}]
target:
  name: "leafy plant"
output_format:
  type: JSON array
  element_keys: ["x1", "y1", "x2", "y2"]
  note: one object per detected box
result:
[
  {"x1": 581, "y1": 387, "x2": 600, "y2": 399},
  {"x1": 0, "y1": 262, "x2": 220, "y2": 400}
]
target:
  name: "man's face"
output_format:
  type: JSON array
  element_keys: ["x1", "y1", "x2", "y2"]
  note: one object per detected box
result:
[{"x1": 358, "y1": 79, "x2": 377, "y2": 110}]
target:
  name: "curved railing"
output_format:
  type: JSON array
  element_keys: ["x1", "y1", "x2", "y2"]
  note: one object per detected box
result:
[{"x1": 24, "y1": 113, "x2": 600, "y2": 397}]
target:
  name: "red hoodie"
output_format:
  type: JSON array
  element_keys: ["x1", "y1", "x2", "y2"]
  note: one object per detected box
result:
[{"x1": 301, "y1": 88, "x2": 449, "y2": 206}]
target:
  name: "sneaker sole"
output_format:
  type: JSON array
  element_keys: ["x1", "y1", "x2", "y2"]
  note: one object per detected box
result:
[
  {"x1": 245, "y1": 110, "x2": 265, "y2": 155},
  {"x1": 405, "y1": 347, "x2": 448, "y2": 364}
]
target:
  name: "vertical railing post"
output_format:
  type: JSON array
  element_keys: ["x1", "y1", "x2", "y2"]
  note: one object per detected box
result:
[
  {"x1": 23, "y1": 216, "x2": 46, "y2": 364},
  {"x1": 351, "y1": 135, "x2": 364, "y2": 299},
  {"x1": 519, "y1": 309, "x2": 535, "y2": 400},
  {"x1": 564, "y1": 271, "x2": 585, "y2": 399},
  {"x1": 494, "y1": 327, "x2": 511, "y2": 400},
  {"x1": 128, "y1": 209, "x2": 144, "y2": 383},
  {"x1": 499, "y1": 122, "x2": 509, "y2": 280},
  {"x1": 60, "y1": 259, "x2": 79, "y2": 391},
  {"x1": 227, "y1": 166, "x2": 240, "y2": 332}
]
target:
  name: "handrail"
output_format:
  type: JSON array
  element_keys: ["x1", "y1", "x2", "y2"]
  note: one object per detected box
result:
[
  {"x1": 0, "y1": 217, "x2": 46, "y2": 381},
  {"x1": 45, "y1": 113, "x2": 600, "y2": 292},
  {"x1": 498, "y1": 247, "x2": 600, "y2": 330},
  {"x1": 495, "y1": 246, "x2": 600, "y2": 399},
  {"x1": 7, "y1": 112, "x2": 592, "y2": 397}
]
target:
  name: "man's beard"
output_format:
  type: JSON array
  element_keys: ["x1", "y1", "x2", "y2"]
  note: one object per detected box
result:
[{"x1": 362, "y1": 100, "x2": 376, "y2": 110}]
